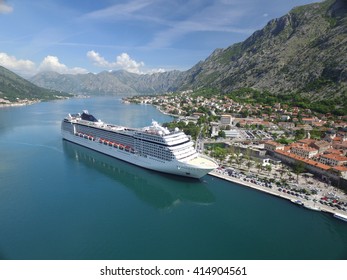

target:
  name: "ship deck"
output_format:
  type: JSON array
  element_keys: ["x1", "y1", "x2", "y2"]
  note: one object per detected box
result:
[{"x1": 188, "y1": 155, "x2": 218, "y2": 169}]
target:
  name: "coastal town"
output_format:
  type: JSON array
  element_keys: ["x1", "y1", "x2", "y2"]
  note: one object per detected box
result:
[
  {"x1": 0, "y1": 97, "x2": 40, "y2": 107},
  {"x1": 124, "y1": 91, "x2": 347, "y2": 220}
]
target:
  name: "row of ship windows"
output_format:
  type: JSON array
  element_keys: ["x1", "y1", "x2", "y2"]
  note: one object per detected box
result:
[
  {"x1": 141, "y1": 145, "x2": 174, "y2": 160},
  {"x1": 136, "y1": 141, "x2": 195, "y2": 160},
  {"x1": 77, "y1": 125, "x2": 134, "y2": 147},
  {"x1": 137, "y1": 134, "x2": 165, "y2": 144},
  {"x1": 136, "y1": 143, "x2": 170, "y2": 153}
]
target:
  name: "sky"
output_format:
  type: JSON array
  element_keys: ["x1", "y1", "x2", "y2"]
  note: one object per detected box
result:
[{"x1": 0, "y1": 0, "x2": 320, "y2": 78}]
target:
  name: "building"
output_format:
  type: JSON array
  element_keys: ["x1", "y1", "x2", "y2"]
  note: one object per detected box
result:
[
  {"x1": 302, "y1": 117, "x2": 316, "y2": 125},
  {"x1": 309, "y1": 140, "x2": 331, "y2": 153},
  {"x1": 274, "y1": 149, "x2": 332, "y2": 180},
  {"x1": 232, "y1": 144, "x2": 267, "y2": 158},
  {"x1": 223, "y1": 129, "x2": 240, "y2": 138},
  {"x1": 280, "y1": 115, "x2": 290, "y2": 121},
  {"x1": 295, "y1": 124, "x2": 313, "y2": 131},
  {"x1": 192, "y1": 112, "x2": 205, "y2": 118},
  {"x1": 319, "y1": 154, "x2": 347, "y2": 166},
  {"x1": 210, "y1": 122, "x2": 219, "y2": 137},
  {"x1": 278, "y1": 122, "x2": 295, "y2": 130},
  {"x1": 331, "y1": 166, "x2": 347, "y2": 179},
  {"x1": 264, "y1": 141, "x2": 285, "y2": 152},
  {"x1": 220, "y1": 114, "x2": 233, "y2": 126},
  {"x1": 290, "y1": 144, "x2": 318, "y2": 159}
]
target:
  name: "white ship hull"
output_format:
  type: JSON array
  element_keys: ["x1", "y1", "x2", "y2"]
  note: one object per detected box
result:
[{"x1": 62, "y1": 130, "x2": 214, "y2": 179}]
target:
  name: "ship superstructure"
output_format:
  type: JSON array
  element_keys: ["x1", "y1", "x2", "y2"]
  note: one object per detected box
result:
[{"x1": 61, "y1": 110, "x2": 218, "y2": 178}]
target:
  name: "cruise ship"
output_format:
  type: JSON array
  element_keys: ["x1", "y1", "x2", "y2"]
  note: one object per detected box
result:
[{"x1": 61, "y1": 110, "x2": 218, "y2": 178}]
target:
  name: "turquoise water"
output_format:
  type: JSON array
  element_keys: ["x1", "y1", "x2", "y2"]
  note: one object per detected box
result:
[{"x1": 0, "y1": 97, "x2": 346, "y2": 260}]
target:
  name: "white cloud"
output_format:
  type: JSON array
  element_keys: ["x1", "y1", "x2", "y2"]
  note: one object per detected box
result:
[
  {"x1": 137, "y1": 0, "x2": 255, "y2": 49},
  {"x1": 0, "y1": 51, "x2": 163, "y2": 78},
  {"x1": 147, "y1": 68, "x2": 166, "y2": 74},
  {"x1": 116, "y1": 53, "x2": 144, "y2": 74},
  {"x1": 0, "y1": 0, "x2": 13, "y2": 14},
  {"x1": 0, "y1": 52, "x2": 36, "y2": 76},
  {"x1": 38, "y1": 55, "x2": 88, "y2": 75},
  {"x1": 86, "y1": 50, "x2": 110, "y2": 68},
  {"x1": 0, "y1": 52, "x2": 88, "y2": 77},
  {"x1": 87, "y1": 50, "x2": 154, "y2": 74},
  {"x1": 82, "y1": 0, "x2": 155, "y2": 20}
]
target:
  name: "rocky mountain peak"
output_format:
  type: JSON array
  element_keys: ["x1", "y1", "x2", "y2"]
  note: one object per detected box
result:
[
  {"x1": 29, "y1": 0, "x2": 346, "y2": 106},
  {"x1": 177, "y1": 0, "x2": 346, "y2": 101}
]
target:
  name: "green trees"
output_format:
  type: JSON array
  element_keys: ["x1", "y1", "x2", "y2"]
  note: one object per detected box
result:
[
  {"x1": 293, "y1": 160, "x2": 305, "y2": 183},
  {"x1": 163, "y1": 121, "x2": 200, "y2": 140},
  {"x1": 223, "y1": 87, "x2": 345, "y2": 117},
  {"x1": 218, "y1": 130, "x2": 226, "y2": 138},
  {"x1": 294, "y1": 129, "x2": 306, "y2": 141},
  {"x1": 265, "y1": 164, "x2": 272, "y2": 175},
  {"x1": 255, "y1": 160, "x2": 263, "y2": 175},
  {"x1": 210, "y1": 146, "x2": 227, "y2": 162}
]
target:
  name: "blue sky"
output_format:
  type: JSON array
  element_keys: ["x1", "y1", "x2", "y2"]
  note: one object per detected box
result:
[{"x1": 0, "y1": 0, "x2": 320, "y2": 77}]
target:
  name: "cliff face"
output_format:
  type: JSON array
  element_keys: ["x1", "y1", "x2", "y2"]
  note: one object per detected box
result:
[
  {"x1": 30, "y1": 0, "x2": 346, "y2": 101},
  {"x1": 177, "y1": 0, "x2": 347, "y2": 100},
  {"x1": 31, "y1": 70, "x2": 182, "y2": 95},
  {"x1": 0, "y1": 66, "x2": 70, "y2": 102}
]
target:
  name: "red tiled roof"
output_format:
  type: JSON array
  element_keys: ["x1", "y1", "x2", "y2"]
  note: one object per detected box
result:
[
  {"x1": 275, "y1": 150, "x2": 331, "y2": 170},
  {"x1": 298, "y1": 139, "x2": 315, "y2": 145},
  {"x1": 311, "y1": 140, "x2": 330, "y2": 147},
  {"x1": 264, "y1": 140, "x2": 283, "y2": 147},
  {"x1": 292, "y1": 146, "x2": 317, "y2": 152},
  {"x1": 320, "y1": 154, "x2": 347, "y2": 162},
  {"x1": 325, "y1": 148, "x2": 344, "y2": 155},
  {"x1": 332, "y1": 166, "x2": 347, "y2": 172},
  {"x1": 332, "y1": 137, "x2": 342, "y2": 141}
]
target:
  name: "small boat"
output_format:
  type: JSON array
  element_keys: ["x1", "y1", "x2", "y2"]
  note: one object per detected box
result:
[
  {"x1": 291, "y1": 199, "x2": 304, "y2": 206},
  {"x1": 303, "y1": 204, "x2": 320, "y2": 211},
  {"x1": 333, "y1": 213, "x2": 347, "y2": 222}
]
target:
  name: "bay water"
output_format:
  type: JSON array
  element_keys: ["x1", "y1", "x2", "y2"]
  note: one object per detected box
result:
[{"x1": 0, "y1": 97, "x2": 346, "y2": 260}]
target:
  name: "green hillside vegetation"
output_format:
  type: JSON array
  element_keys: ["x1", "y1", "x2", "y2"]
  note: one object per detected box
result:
[
  {"x1": 225, "y1": 88, "x2": 347, "y2": 116},
  {"x1": 192, "y1": 87, "x2": 347, "y2": 116},
  {"x1": 27, "y1": 0, "x2": 347, "y2": 116},
  {"x1": 0, "y1": 66, "x2": 71, "y2": 103},
  {"x1": 177, "y1": 0, "x2": 347, "y2": 109}
]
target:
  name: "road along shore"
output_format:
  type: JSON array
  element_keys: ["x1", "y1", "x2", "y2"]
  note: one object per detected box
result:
[{"x1": 208, "y1": 170, "x2": 347, "y2": 222}]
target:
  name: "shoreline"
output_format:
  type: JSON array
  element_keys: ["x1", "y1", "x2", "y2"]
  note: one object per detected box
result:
[
  {"x1": 208, "y1": 170, "x2": 347, "y2": 221},
  {"x1": 144, "y1": 98, "x2": 347, "y2": 222},
  {"x1": 0, "y1": 100, "x2": 40, "y2": 108}
]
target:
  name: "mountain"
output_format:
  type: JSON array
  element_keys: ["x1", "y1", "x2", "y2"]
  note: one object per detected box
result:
[
  {"x1": 30, "y1": 0, "x2": 346, "y2": 101},
  {"x1": 31, "y1": 70, "x2": 182, "y2": 96},
  {"x1": 177, "y1": 0, "x2": 347, "y2": 100},
  {"x1": 0, "y1": 66, "x2": 71, "y2": 103}
]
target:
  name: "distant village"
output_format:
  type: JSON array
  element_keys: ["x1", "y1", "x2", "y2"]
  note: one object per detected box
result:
[
  {"x1": 0, "y1": 97, "x2": 40, "y2": 107},
  {"x1": 124, "y1": 91, "x2": 347, "y2": 190}
]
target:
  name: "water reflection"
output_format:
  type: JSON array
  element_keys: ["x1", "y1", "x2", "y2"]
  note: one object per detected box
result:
[{"x1": 63, "y1": 141, "x2": 215, "y2": 209}]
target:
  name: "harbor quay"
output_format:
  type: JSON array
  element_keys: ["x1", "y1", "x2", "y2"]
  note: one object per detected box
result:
[{"x1": 208, "y1": 168, "x2": 347, "y2": 222}]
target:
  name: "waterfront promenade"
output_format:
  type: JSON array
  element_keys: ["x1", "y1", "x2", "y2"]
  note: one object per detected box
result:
[{"x1": 209, "y1": 169, "x2": 347, "y2": 219}]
